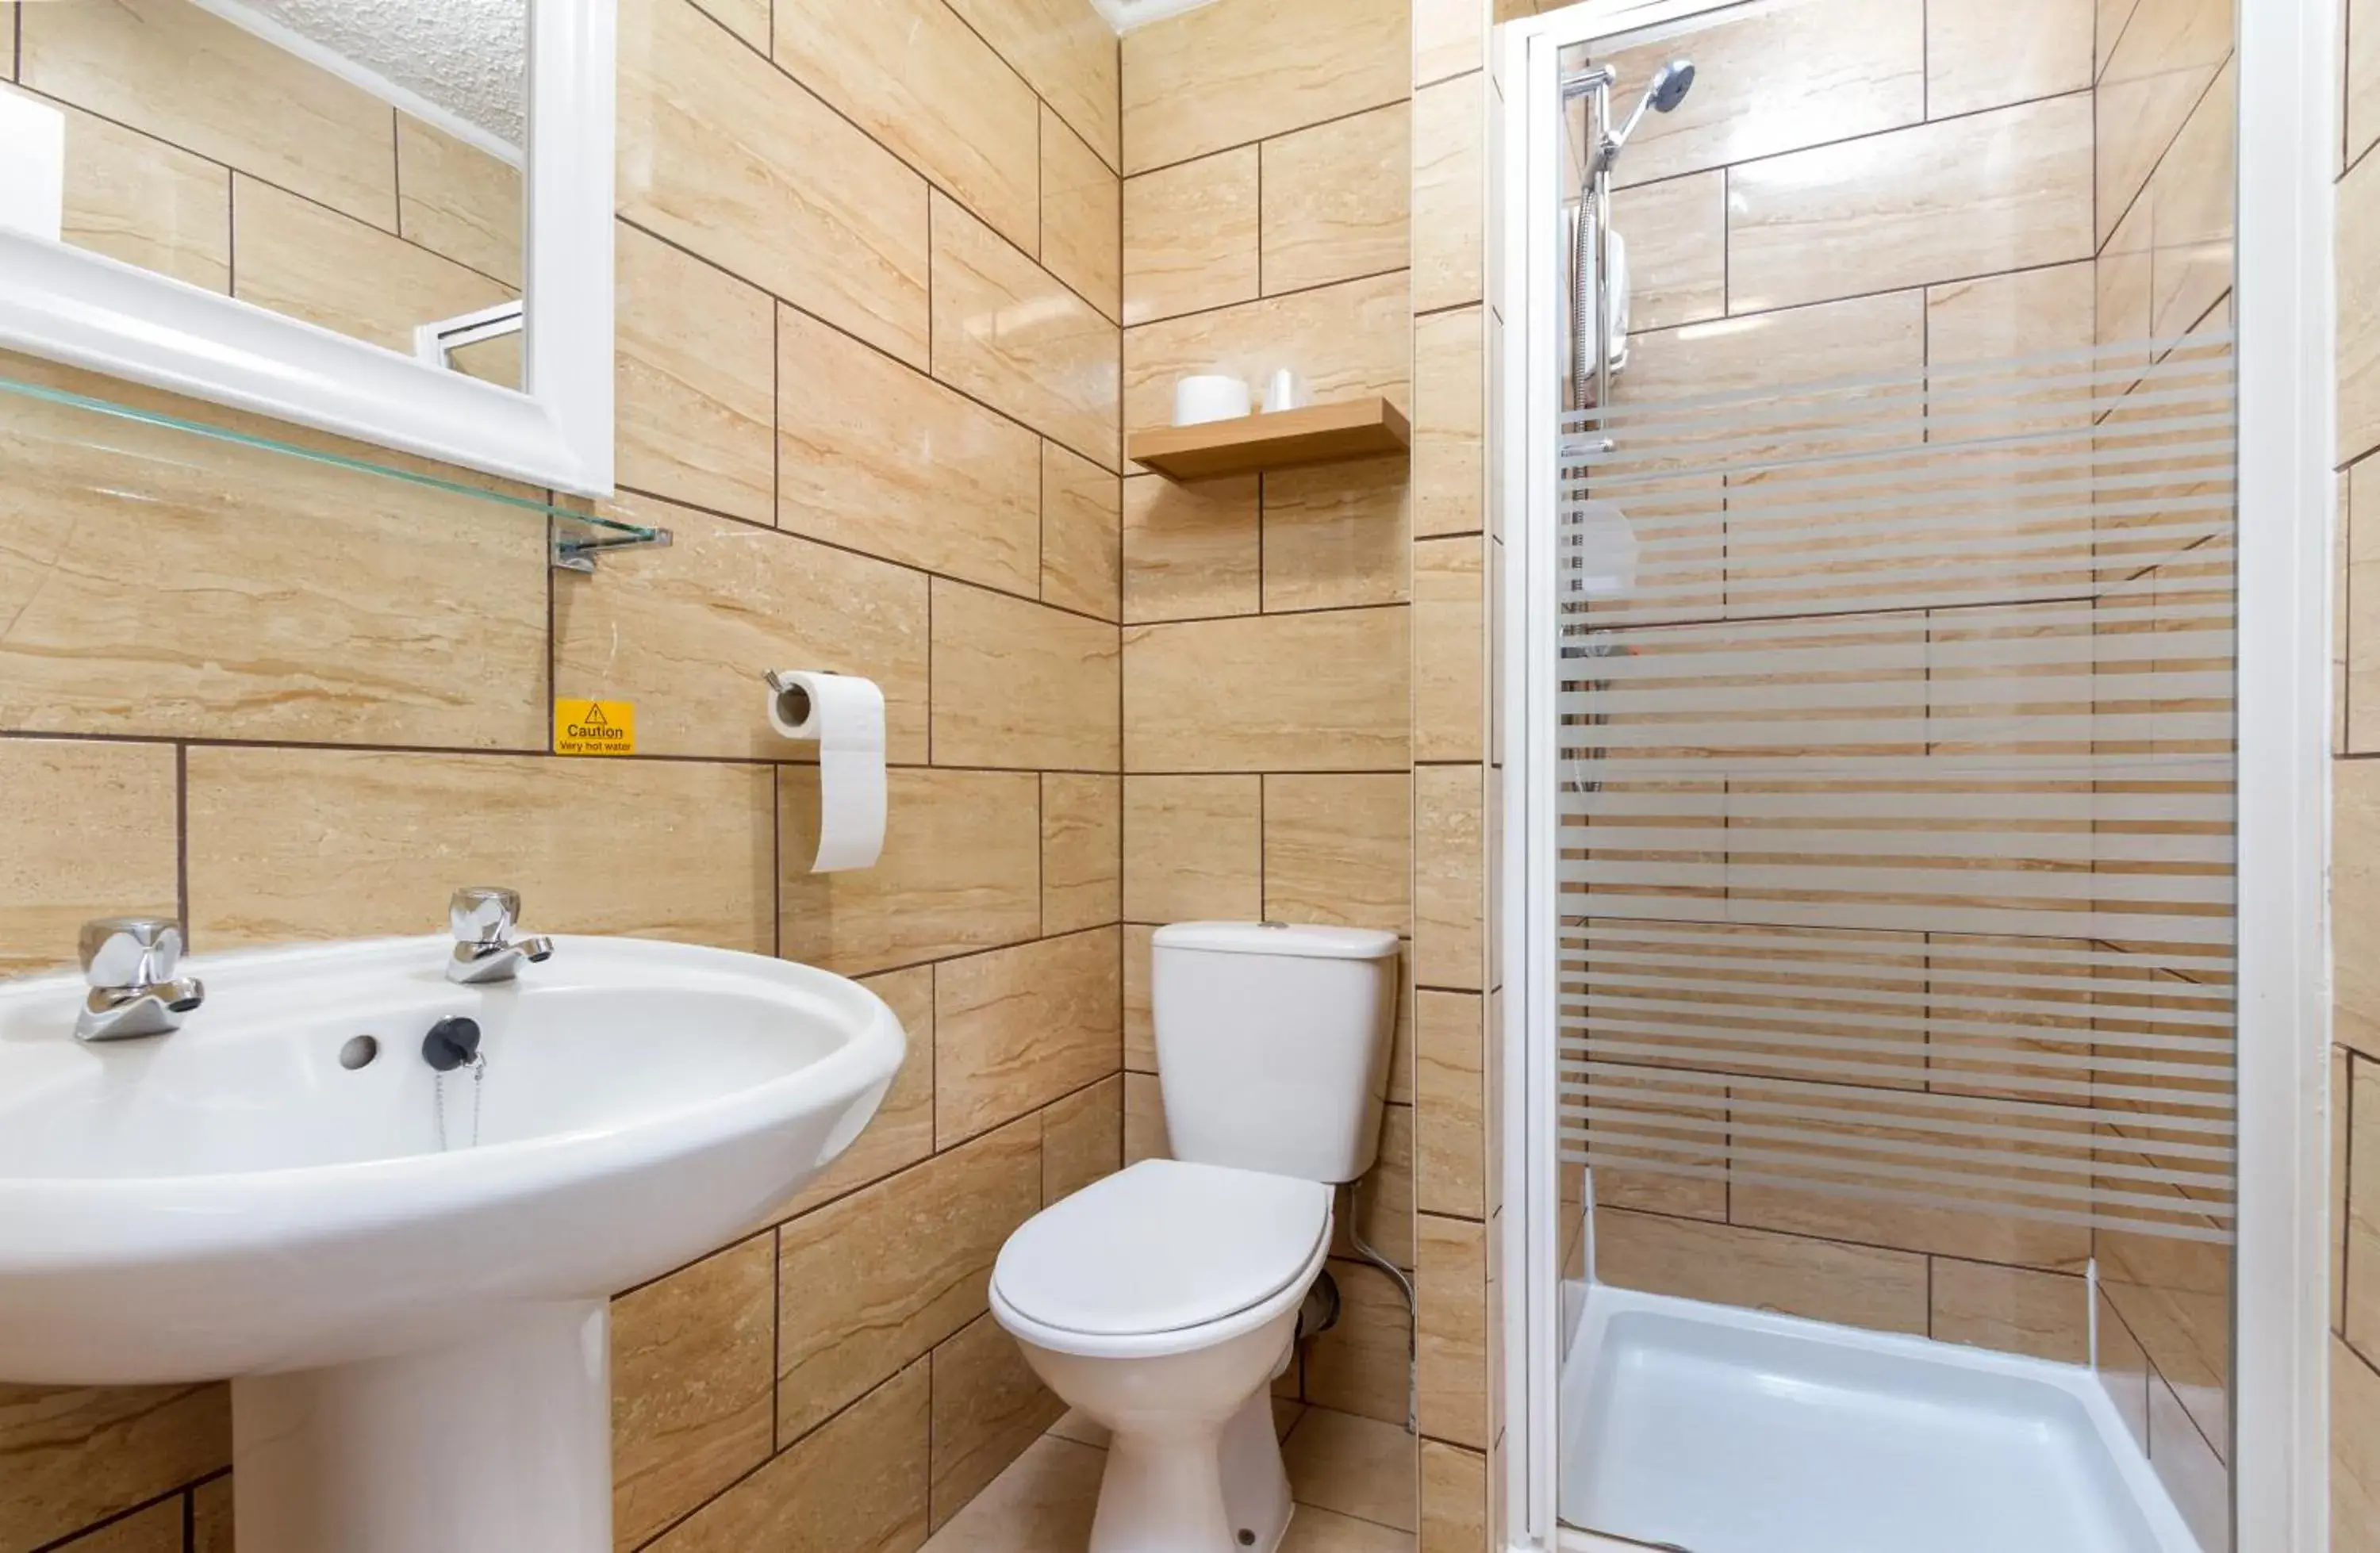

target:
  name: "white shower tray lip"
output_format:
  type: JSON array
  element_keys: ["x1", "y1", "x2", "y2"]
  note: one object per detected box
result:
[{"x1": 1557, "y1": 1283, "x2": 2205, "y2": 1553}]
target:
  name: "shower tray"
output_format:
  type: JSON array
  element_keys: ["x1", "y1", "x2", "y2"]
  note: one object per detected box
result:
[{"x1": 1555, "y1": 1285, "x2": 2207, "y2": 1553}]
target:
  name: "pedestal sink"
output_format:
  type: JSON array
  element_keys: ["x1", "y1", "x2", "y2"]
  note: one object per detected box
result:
[{"x1": 0, "y1": 934, "x2": 907, "y2": 1553}]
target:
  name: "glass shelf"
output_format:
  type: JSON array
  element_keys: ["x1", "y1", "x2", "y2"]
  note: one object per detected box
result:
[{"x1": 0, "y1": 366, "x2": 666, "y2": 570}]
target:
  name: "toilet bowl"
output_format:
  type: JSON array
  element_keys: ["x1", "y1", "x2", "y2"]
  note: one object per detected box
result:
[
  {"x1": 991, "y1": 1159, "x2": 1333, "y2": 1553},
  {"x1": 988, "y1": 922, "x2": 1401, "y2": 1553}
]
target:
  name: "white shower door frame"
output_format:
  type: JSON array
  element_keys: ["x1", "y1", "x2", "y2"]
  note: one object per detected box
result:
[{"x1": 1491, "y1": 2, "x2": 2339, "y2": 1549}]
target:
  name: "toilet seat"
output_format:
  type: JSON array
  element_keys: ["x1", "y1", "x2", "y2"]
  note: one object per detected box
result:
[{"x1": 991, "y1": 1160, "x2": 1332, "y2": 1361}]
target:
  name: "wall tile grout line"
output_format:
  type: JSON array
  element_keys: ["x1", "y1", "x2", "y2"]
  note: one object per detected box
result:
[
  {"x1": 1123, "y1": 263, "x2": 1415, "y2": 334},
  {"x1": 1124, "y1": 93, "x2": 1420, "y2": 183},
  {"x1": 612, "y1": 215, "x2": 1126, "y2": 481},
  {"x1": 672, "y1": 0, "x2": 1119, "y2": 329}
]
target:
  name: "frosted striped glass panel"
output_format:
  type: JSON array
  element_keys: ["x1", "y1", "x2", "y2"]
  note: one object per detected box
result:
[{"x1": 1555, "y1": 333, "x2": 2236, "y2": 1244}]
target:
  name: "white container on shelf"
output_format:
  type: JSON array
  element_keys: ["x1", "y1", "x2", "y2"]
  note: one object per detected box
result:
[{"x1": 1173, "y1": 374, "x2": 1252, "y2": 426}]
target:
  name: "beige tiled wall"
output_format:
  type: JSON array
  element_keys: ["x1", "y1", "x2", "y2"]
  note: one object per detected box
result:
[
  {"x1": 1117, "y1": 0, "x2": 1432, "y2": 1520},
  {"x1": 0, "y1": 0, "x2": 1123, "y2": 1548},
  {"x1": 2340, "y1": 0, "x2": 2380, "y2": 1537}
]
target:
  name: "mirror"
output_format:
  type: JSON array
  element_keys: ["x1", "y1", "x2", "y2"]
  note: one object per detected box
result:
[{"x1": 0, "y1": 0, "x2": 611, "y2": 494}]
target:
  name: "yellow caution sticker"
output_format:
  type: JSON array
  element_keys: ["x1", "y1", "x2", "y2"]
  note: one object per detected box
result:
[{"x1": 555, "y1": 699, "x2": 635, "y2": 756}]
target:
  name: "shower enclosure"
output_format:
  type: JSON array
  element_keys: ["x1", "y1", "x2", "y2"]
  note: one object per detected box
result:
[{"x1": 1495, "y1": 2, "x2": 2333, "y2": 1550}]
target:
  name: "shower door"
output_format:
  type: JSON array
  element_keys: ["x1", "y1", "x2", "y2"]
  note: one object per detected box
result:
[{"x1": 1499, "y1": 3, "x2": 2259, "y2": 1550}]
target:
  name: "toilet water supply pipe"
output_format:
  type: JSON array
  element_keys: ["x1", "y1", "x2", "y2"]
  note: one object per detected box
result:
[{"x1": 1338, "y1": 1177, "x2": 1417, "y2": 1433}]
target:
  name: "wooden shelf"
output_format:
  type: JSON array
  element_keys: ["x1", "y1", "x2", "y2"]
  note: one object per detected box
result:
[{"x1": 1127, "y1": 397, "x2": 1411, "y2": 481}]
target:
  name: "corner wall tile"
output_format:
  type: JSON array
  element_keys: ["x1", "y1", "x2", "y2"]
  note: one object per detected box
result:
[
  {"x1": 1418, "y1": 1214, "x2": 1489, "y2": 1448},
  {"x1": 651, "y1": 1363, "x2": 929, "y2": 1553},
  {"x1": 1124, "y1": 1070, "x2": 1172, "y2": 1164},
  {"x1": 774, "y1": 1119, "x2": 1040, "y2": 1444},
  {"x1": 930, "y1": 580, "x2": 1121, "y2": 771},
  {"x1": 929, "y1": 1313, "x2": 1066, "y2": 1529},
  {"x1": 1416, "y1": 990, "x2": 1485, "y2": 1219},
  {"x1": 1261, "y1": 773, "x2": 1412, "y2": 934},
  {"x1": 2335, "y1": 1336, "x2": 2380, "y2": 1543},
  {"x1": 1123, "y1": 774, "x2": 1262, "y2": 922},
  {"x1": 1123, "y1": 473, "x2": 1262, "y2": 623},
  {"x1": 618, "y1": 0, "x2": 930, "y2": 366},
  {"x1": 2350, "y1": 1057, "x2": 2380, "y2": 1350},
  {"x1": 1119, "y1": 0, "x2": 1409, "y2": 174},
  {"x1": 777, "y1": 305, "x2": 1041, "y2": 597},
  {"x1": 781, "y1": 767, "x2": 1040, "y2": 976},
  {"x1": 944, "y1": 0, "x2": 1121, "y2": 172},
  {"x1": 1412, "y1": 309, "x2": 1484, "y2": 540},
  {"x1": 1414, "y1": 765, "x2": 1484, "y2": 990},
  {"x1": 1042, "y1": 105, "x2": 1122, "y2": 323},
  {"x1": 1123, "y1": 922, "x2": 1157, "y2": 1072},
  {"x1": 1304, "y1": 1259, "x2": 1416, "y2": 1427},
  {"x1": 1042, "y1": 443, "x2": 1124, "y2": 623},
  {"x1": 2339, "y1": 761, "x2": 2380, "y2": 1059},
  {"x1": 1420, "y1": 1439, "x2": 1488, "y2": 1552},
  {"x1": 1282, "y1": 1405, "x2": 1418, "y2": 1532},
  {"x1": 774, "y1": 964, "x2": 937, "y2": 1221},
  {"x1": 611, "y1": 1232, "x2": 777, "y2": 1549},
  {"x1": 1123, "y1": 148, "x2": 1260, "y2": 326},
  {"x1": 1262, "y1": 458, "x2": 1412, "y2": 613},
  {"x1": 774, "y1": 0, "x2": 1041, "y2": 254},
  {"x1": 1929, "y1": 1260, "x2": 2087, "y2": 1363},
  {"x1": 1413, "y1": 534, "x2": 1485, "y2": 761},
  {"x1": 1412, "y1": 75, "x2": 1484, "y2": 314},
  {"x1": 1042, "y1": 1074, "x2": 1125, "y2": 1204},
  {"x1": 935, "y1": 928, "x2": 1122, "y2": 1148},
  {"x1": 933, "y1": 193, "x2": 1122, "y2": 470},
  {"x1": 1415, "y1": 0, "x2": 1484, "y2": 88},
  {"x1": 1042, "y1": 773, "x2": 1123, "y2": 935}
]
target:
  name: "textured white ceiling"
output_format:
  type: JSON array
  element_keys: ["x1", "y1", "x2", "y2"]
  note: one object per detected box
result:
[
  {"x1": 1091, "y1": 0, "x2": 1226, "y2": 31},
  {"x1": 218, "y1": 0, "x2": 525, "y2": 150}
]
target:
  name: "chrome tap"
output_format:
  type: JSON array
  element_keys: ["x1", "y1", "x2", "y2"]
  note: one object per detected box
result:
[
  {"x1": 445, "y1": 887, "x2": 555, "y2": 986},
  {"x1": 75, "y1": 918, "x2": 205, "y2": 1041}
]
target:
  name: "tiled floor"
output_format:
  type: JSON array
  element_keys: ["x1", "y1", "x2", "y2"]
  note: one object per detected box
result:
[{"x1": 922, "y1": 1402, "x2": 1418, "y2": 1553}]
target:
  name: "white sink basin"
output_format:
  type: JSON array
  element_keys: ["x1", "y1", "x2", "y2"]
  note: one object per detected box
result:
[{"x1": 0, "y1": 933, "x2": 906, "y2": 1553}]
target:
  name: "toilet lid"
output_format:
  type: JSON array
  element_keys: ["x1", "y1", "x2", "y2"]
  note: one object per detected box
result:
[{"x1": 993, "y1": 1160, "x2": 1331, "y2": 1336}]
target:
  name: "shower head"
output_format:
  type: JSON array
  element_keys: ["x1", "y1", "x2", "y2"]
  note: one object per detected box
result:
[
  {"x1": 1645, "y1": 59, "x2": 1697, "y2": 114},
  {"x1": 1599, "y1": 58, "x2": 1697, "y2": 173}
]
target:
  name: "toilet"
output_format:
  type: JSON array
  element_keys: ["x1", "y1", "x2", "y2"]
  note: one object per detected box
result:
[{"x1": 989, "y1": 922, "x2": 1399, "y2": 1553}]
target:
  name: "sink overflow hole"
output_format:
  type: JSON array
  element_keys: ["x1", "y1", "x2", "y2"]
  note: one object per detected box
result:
[{"x1": 340, "y1": 1034, "x2": 380, "y2": 1070}]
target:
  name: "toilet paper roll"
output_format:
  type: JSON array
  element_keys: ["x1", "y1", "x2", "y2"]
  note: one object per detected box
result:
[{"x1": 765, "y1": 670, "x2": 886, "y2": 872}]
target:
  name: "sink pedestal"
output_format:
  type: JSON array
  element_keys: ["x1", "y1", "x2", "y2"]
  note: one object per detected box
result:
[{"x1": 231, "y1": 1301, "x2": 611, "y2": 1553}]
